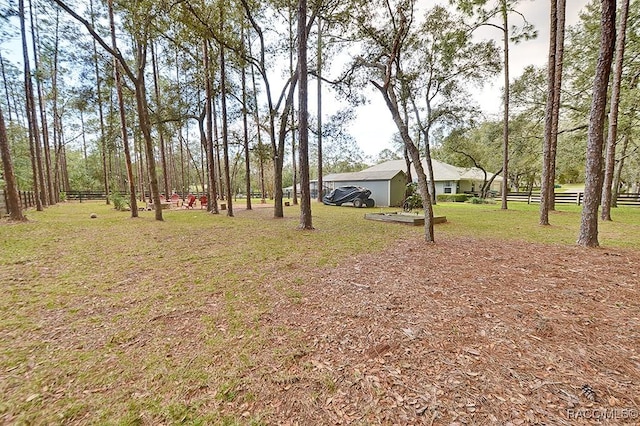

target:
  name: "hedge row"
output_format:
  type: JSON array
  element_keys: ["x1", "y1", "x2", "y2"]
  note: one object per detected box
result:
[{"x1": 436, "y1": 193, "x2": 470, "y2": 202}]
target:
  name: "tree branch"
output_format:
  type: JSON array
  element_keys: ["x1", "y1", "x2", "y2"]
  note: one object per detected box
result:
[{"x1": 50, "y1": 0, "x2": 136, "y2": 83}]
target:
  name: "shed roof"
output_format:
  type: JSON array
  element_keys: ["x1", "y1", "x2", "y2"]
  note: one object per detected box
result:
[
  {"x1": 323, "y1": 169, "x2": 406, "y2": 182},
  {"x1": 365, "y1": 159, "x2": 502, "y2": 182}
]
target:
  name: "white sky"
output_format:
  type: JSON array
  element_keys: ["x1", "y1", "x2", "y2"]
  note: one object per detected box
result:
[
  {"x1": 336, "y1": 0, "x2": 592, "y2": 158},
  {"x1": 1, "y1": 0, "x2": 592, "y2": 160}
]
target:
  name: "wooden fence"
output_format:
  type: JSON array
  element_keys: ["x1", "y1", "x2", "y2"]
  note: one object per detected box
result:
[
  {"x1": 506, "y1": 192, "x2": 640, "y2": 207},
  {"x1": 1, "y1": 190, "x2": 38, "y2": 215}
]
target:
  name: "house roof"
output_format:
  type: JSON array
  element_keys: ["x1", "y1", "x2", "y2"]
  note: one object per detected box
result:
[
  {"x1": 365, "y1": 159, "x2": 502, "y2": 182},
  {"x1": 323, "y1": 169, "x2": 406, "y2": 182}
]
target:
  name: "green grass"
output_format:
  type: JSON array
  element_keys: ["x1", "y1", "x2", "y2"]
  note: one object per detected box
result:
[
  {"x1": 430, "y1": 201, "x2": 640, "y2": 248},
  {"x1": 554, "y1": 183, "x2": 585, "y2": 193},
  {"x1": 1, "y1": 199, "x2": 638, "y2": 423}
]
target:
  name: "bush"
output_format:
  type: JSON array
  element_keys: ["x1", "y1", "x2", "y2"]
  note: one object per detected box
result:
[
  {"x1": 59, "y1": 191, "x2": 67, "y2": 202},
  {"x1": 468, "y1": 197, "x2": 495, "y2": 204},
  {"x1": 109, "y1": 192, "x2": 129, "y2": 211},
  {"x1": 437, "y1": 193, "x2": 470, "y2": 203}
]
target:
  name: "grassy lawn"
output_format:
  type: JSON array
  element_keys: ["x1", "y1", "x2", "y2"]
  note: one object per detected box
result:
[
  {"x1": 1, "y1": 200, "x2": 638, "y2": 423},
  {"x1": 431, "y1": 201, "x2": 640, "y2": 248}
]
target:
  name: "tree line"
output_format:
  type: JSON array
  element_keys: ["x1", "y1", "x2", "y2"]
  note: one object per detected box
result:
[{"x1": 1, "y1": 0, "x2": 638, "y2": 246}]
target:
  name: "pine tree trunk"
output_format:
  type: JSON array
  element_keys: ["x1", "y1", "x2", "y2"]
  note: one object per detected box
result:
[
  {"x1": 316, "y1": 18, "x2": 323, "y2": 203},
  {"x1": 0, "y1": 108, "x2": 26, "y2": 221},
  {"x1": 548, "y1": 0, "x2": 565, "y2": 211},
  {"x1": 289, "y1": 8, "x2": 298, "y2": 207},
  {"x1": 248, "y1": 39, "x2": 267, "y2": 204},
  {"x1": 19, "y1": 0, "x2": 44, "y2": 211},
  {"x1": 134, "y1": 66, "x2": 162, "y2": 220},
  {"x1": 611, "y1": 133, "x2": 629, "y2": 207},
  {"x1": 108, "y1": 0, "x2": 138, "y2": 216},
  {"x1": 0, "y1": 54, "x2": 13, "y2": 121},
  {"x1": 30, "y1": 2, "x2": 54, "y2": 205},
  {"x1": 219, "y1": 9, "x2": 233, "y2": 217},
  {"x1": 540, "y1": 0, "x2": 558, "y2": 225},
  {"x1": 298, "y1": 0, "x2": 313, "y2": 230},
  {"x1": 601, "y1": 0, "x2": 630, "y2": 221},
  {"x1": 151, "y1": 43, "x2": 170, "y2": 200},
  {"x1": 213, "y1": 98, "x2": 224, "y2": 201},
  {"x1": 577, "y1": 0, "x2": 616, "y2": 248},
  {"x1": 204, "y1": 42, "x2": 219, "y2": 214},
  {"x1": 500, "y1": 2, "x2": 509, "y2": 210},
  {"x1": 241, "y1": 29, "x2": 252, "y2": 210},
  {"x1": 89, "y1": 0, "x2": 110, "y2": 204}
]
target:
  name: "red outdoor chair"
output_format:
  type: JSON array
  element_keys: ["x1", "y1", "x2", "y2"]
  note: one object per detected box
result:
[
  {"x1": 186, "y1": 194, "x2": 197, "y2": 208},
  {"x1": 199, "y1": 195, "x2": 208, "y2": 209}
]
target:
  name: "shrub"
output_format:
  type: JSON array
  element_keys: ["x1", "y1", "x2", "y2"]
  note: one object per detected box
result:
[
  {"x1": 59, "y1": 191, "x2": 67, "y2": 202},
  {"x1": 437, "y1": 193, "x2": 470, "y2": 203},
  {"x1": 109, "y1": 192, "x2": 129, "y2": 211},
  {"x1": 468, "y1": 197, "x2": 495, "y2": 204}
]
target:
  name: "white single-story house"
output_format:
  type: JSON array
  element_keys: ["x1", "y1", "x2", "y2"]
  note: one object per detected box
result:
[
  {"x1": 322, "y1": 169, "x2": 407, "y2": 207},
  {"x1": 323, "y1": 159, "x2": 502, "y2": 206}
]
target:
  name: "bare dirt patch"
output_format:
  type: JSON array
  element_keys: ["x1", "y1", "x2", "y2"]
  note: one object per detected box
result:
[{"x1": 249, "y1": 236, "x2": 640, "y2": 424}]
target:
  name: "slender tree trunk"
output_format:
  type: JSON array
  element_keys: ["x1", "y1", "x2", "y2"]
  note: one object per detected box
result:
[
  {"x1": 548, "y1": 0, "x2": 565, "y2": 211},
  {"x1": 403, "y1": 146, "x2": 413, "y2": 185},
  {"x1": 134, "y1": 50, "x2": 162, "y2": 220},
  {"x1": 219, "y1": 8, "x2": 233, "y2": 216},
  {"x1": 204, "y1": 42, "x2": 219, "y2": 214},
  {"x1": 136, "y1": 131, "x2": 145, "y2": 202},
  {"x1": 375, "y1": 82, "x2": 434, "y2": 242},
  {"x1": 30, "y1": 1, "x2": 54, "y2": 205},
  {"x1": 289, "y1": 7, "x2": 298, "y2": 206},
  {"x1": 540, "y1": 0, "x2": 558, "y2": 225},
  {"x1": 541, "y1": 0, "x2": 567, "y2": 219},
  {"x1": 248, "y1": 33, "x2": 267, "y2": 203},
  {"x1": 577, "y1": 0, "x2": 616, "y2": 248},
  {"x1": 601, "y1": 0, "x2": 629, "y2": 221},
  {"x1": 275, "y1": 80, "x2": 299, "y2": 217},
  {"x1": 611, "y1": 133, "x2": 629, "y2": 207},
  {"x1": 19, "y1": 0, "x2": 44, "y2": 211},
  {"x1": 291, "y1": 113, "x2": 298, "y2": 204},
  {"x1": 316, "y1": 18, "x2": 323, "y2": 203},
  {"x1": 151, "y1": 42, "x2": 170, "y2": 199},
  {"x1": 214, "y1": 98, "x2": 223, "y2": 201},
  {"x1": 298, "y1": 0, "x2": 313, "y2": 229},
  {"x1": 61, "y1": 138, "x2": 71, "y2": 192},
  {"x1": 414, "y1": 98, "x2": 436, "y2": 203},
  {"x1": 108, "y1": 0, "x2": 138, "y2": 216},
  {"x1": 0, "y1": 53, "x2": 13, "y2": 121},
  {"x1": 89, "y1": 0, "x2": 110, "y2": 204},
  {"x1": 51, "y1": 10, "x2": 66, "y2": 201},
  {"x1": 1, "y1": 107, "x2": 26, "y2": 220},
  {"x1": 241, "y1": 30, "x2": 252, "y2": 210},
  {"x1": 500, "y1": 2, "x2": 510, "y2": 210},
  {"x1": 179, "y1": 133, "x2": 186, "y2": 196}
]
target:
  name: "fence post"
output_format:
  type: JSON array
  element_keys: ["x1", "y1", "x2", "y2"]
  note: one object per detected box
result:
[{"x1": 577, "y1": 192, "x2": 582, "y2": 205}]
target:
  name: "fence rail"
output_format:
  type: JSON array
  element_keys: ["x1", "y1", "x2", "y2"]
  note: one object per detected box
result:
[{"x1": 506, "y1": 192, "x2": 640, "y2": 207}]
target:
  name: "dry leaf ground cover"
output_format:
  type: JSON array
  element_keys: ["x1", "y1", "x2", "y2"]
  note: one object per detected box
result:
[{"x1": 1, "y1": 200, "x2": 639, "y2": 425}]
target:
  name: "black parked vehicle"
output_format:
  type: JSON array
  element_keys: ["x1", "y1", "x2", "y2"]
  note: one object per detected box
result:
[{"x1": 322, "y1": 186, "x2": 375, "y2": 208}]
